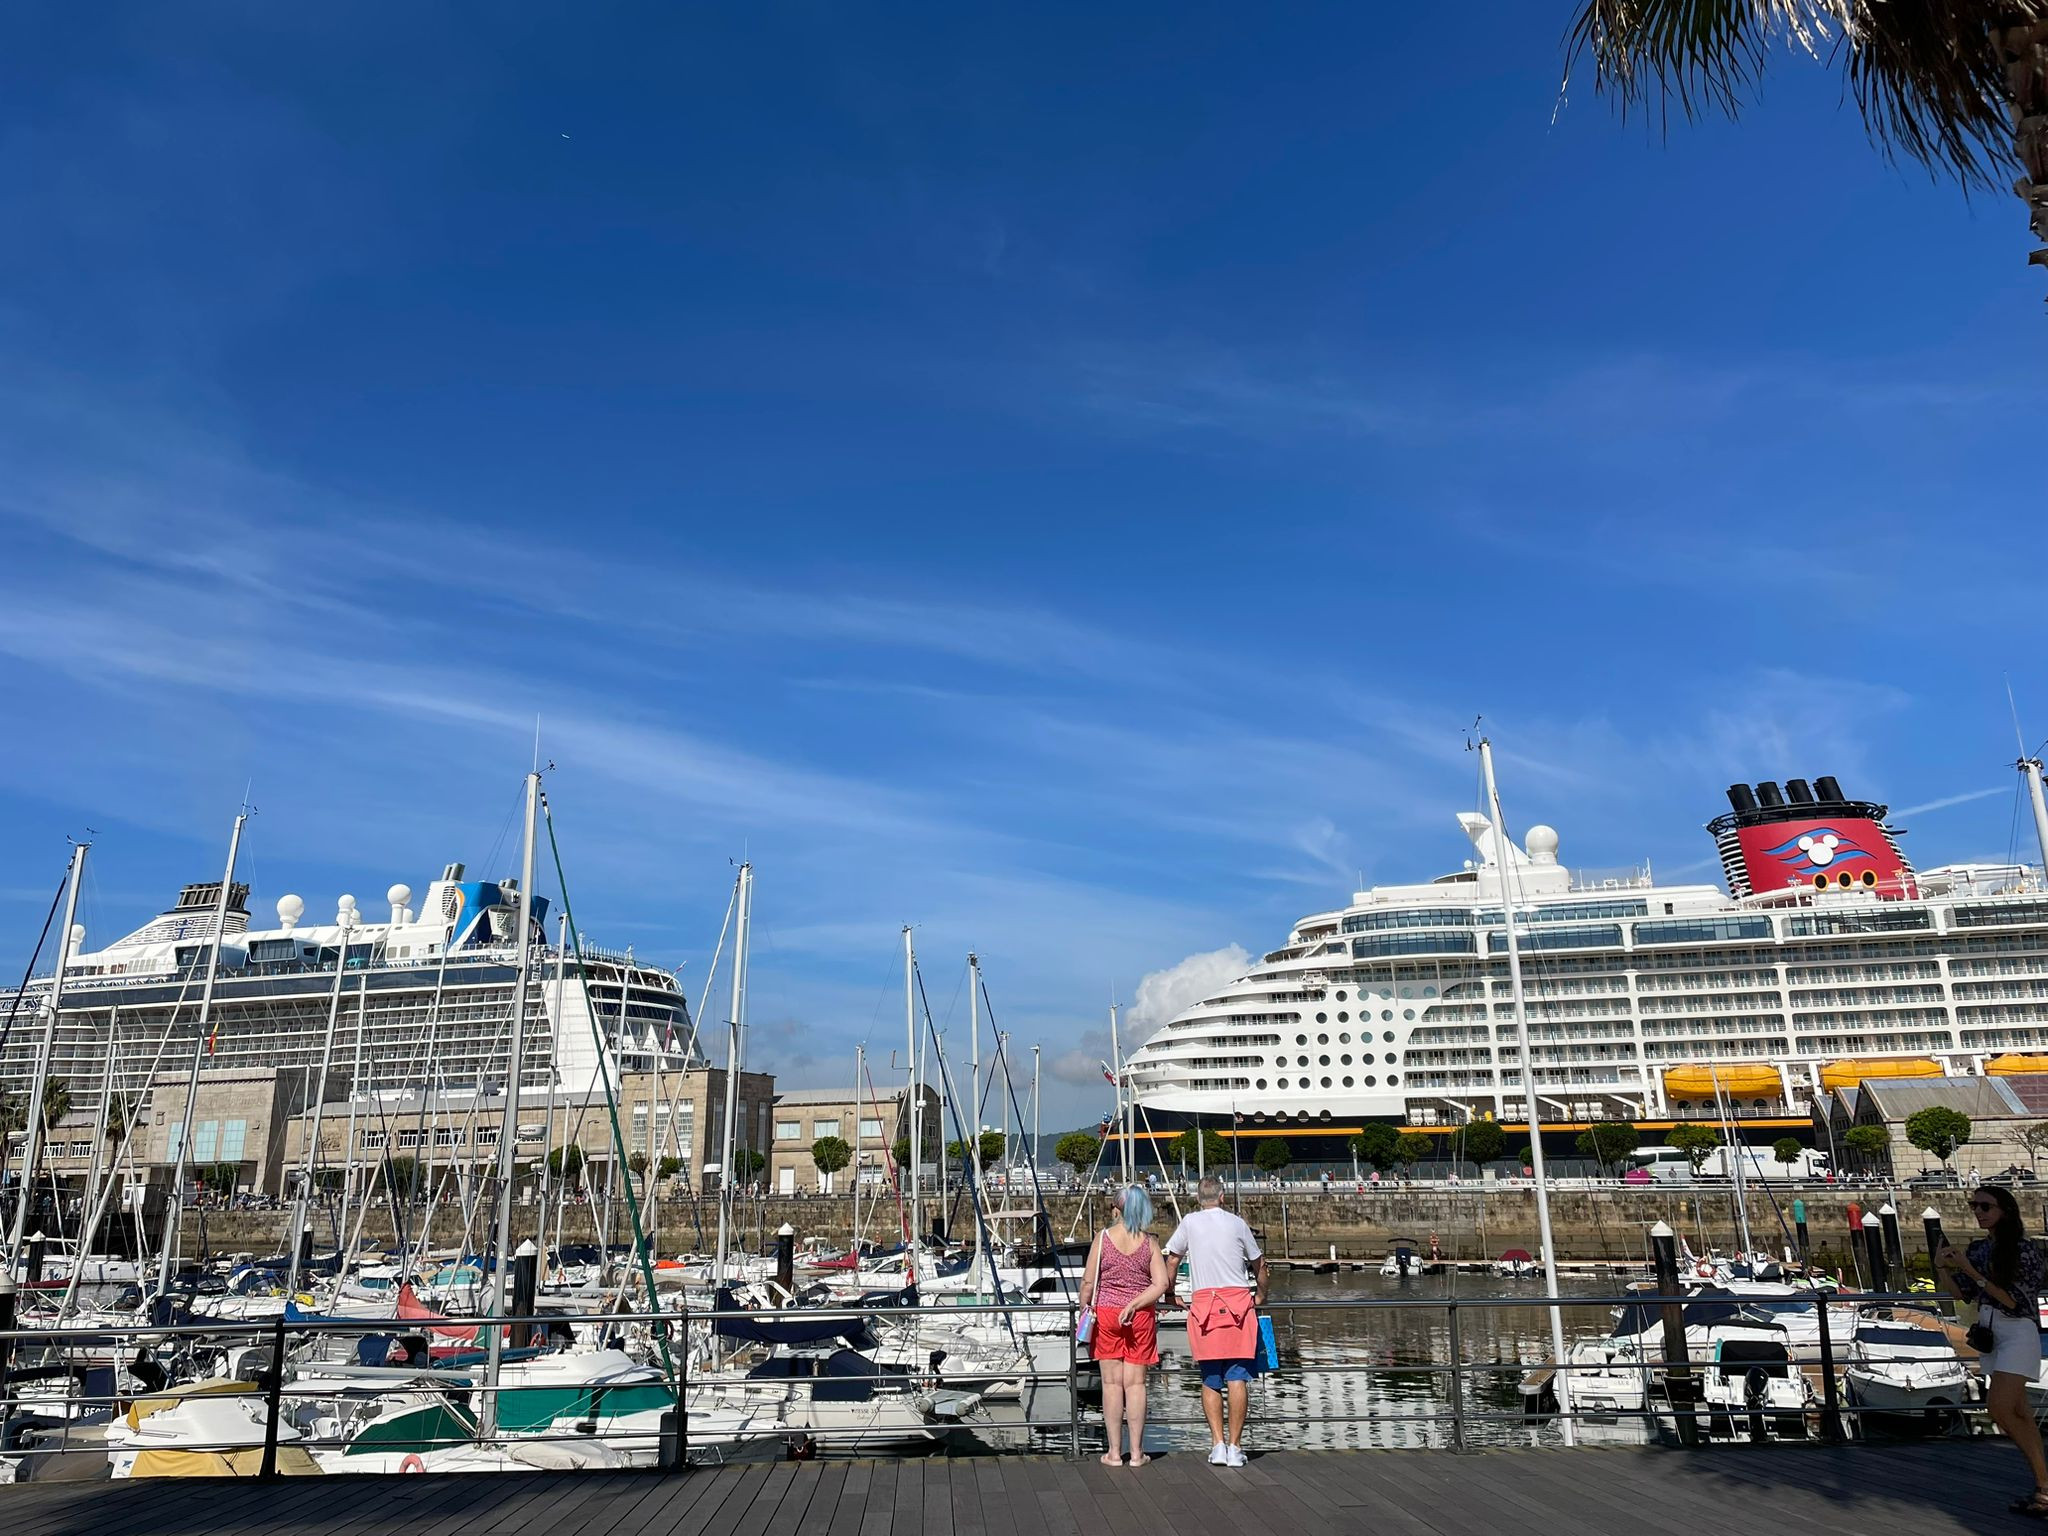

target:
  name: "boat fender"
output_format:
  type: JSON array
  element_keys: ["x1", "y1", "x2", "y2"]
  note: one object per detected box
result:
[
  {"x1": 400, "y1": 1453, "x2": 426, "y2": 1473},
  {"x1": 1695, "y1": 1262, "x2": 1714, "y2": 1279}
]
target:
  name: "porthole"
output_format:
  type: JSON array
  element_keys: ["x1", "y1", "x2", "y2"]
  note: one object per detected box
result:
[
  {"x1": 1336, "y1": 990, "x2": 1348, "y2": 1001},
  {"x1": 1256, "y1": 1079, "x2": 1268, "y2": 1090},
  {"x1": 1381, "y1": 1010, "x2": 1394, "y2": 1021},
  {"x1": 1342, "y1": 1076, "x2": 1354, "y2": 1087},
  {"x1": 1337, "y1": 1011, "x2": 1349, "y2": 1022},
  {"x1": 1321, "y1": 1077, "x2": 1332, "y2": 1089},
  {"x1": 1387, "y1": 1074, "x2": 1399, "y2": 1086},
  {"x1": 1319, "y1": 1054, "x2": 1330, "y2": 1066},
  {"x1": 1339, "y1": 1032, "x2": 1350, "y2": 1044},
  {"x1": 1362, "y1": 1052, "x2": 1375, "y2": 1064},
  {"x1": 1319, "y1": 1109, "x2": 1332, "y2": 1120},
  {"x1": 1316, "y1": 1012, "x2": 1328, "y2": 1024},
  {"x1": 1385, "y1": 1053, "x2": 1398, "y2": 1065},
  {"x1": 1403, "y1": 1009, "x2": 1416, "y2": 1020},
  {"x1": 1364, "y1": 1075, "x2": 1378, "y2": 1087},
  {"x1": 1317, "y1": 1033, "x2": 1329, "y2": 1045},
  {"x1": 1297, "y1": 1034, "x2": 1308, "y2": 1045},
  {"x1": 1341, "y1": 1054, "x2": 1352, "y2": 1065},
  {"x1": 1383, "y1": 1030, "x2": 1395, "y2": 1042}
]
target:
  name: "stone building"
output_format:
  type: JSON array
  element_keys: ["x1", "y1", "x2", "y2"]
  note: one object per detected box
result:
[{"x1": 764, "y1": 1085, "x2": 938, "y2": 1195}]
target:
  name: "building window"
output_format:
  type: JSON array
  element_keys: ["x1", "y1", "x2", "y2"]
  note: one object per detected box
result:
[
  {"x1": 813, "y1": 1119, "x2": 840, "y2": 1139},
  {"x1": 219, "y1": 1120, "x2": 248, "y2": 1162},
  {"x1": 193, "y1": 1120, "x2": 218, "y2": 1162},
  {"x1": 858, "y1": 1118, "x2": 884, "y2": 1139},
  {"x1": 774, "y1": 1121, "x2": 803, "y2": 1141}
]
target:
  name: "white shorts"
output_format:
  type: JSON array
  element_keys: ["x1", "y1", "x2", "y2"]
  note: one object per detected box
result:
[{"x1": 1981, "y1": 1311, "x2": 2043, "y2": 1379}]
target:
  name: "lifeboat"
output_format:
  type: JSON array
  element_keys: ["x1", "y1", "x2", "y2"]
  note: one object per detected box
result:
[
  {"x1": 1987, "y1": 1054, "x2": 2048, "y2": 1076},
  {"x1": 1818, "y1": 1057, "x2": 1942, "y2": 1091},
  {"x1": 1662, "y1": 1063, "x2": 1781, "y2": 1099}
]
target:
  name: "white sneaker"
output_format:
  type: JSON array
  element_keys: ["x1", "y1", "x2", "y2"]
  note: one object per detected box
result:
[
  {"x1": 1225, "y1": 1445, "x2": 1247, "y2": 1468},
  {"x1": 1207, "y1": 1442, "x2": 1229, "y2": 1465}
]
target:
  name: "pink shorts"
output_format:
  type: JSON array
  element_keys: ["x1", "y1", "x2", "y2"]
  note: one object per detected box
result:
[{"x1": 1091, "y1": 1305, "x2": 1159, "y2": 1364}]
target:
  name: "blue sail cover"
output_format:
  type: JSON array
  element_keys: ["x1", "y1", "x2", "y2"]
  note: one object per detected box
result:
[{"x1": 710, "y1": 1286, "x2": 877, "y2": 1347}]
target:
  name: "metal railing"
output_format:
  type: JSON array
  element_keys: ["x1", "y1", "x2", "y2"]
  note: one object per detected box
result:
[{"x1": 0, "y1": 1287, "x2": 1989, "y2": 1477}]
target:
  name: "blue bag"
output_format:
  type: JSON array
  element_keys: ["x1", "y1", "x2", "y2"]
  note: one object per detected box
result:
[{"x1": 1257, "y1": 1314, "x2": 1279, "y2": 1372}]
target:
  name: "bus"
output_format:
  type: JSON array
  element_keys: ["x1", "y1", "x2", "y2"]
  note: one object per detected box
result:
[{"x1": 1630, "y1": 1144, "x2": 1830, "y2": 1184}]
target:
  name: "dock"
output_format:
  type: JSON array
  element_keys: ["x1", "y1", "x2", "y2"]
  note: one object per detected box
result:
[{"x1": 1, "y1": 1441, "x2": 2013, "y2": 1536}]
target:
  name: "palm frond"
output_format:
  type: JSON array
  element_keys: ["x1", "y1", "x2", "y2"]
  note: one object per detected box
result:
[{"x1": 1566, "y1": 1, "x2": 2048, "y2": 187}]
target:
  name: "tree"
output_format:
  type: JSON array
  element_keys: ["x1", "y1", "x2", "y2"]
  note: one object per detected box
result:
[
  {"x1": 1904, "y1": 1106, "x2": 1972, "y2": 1172},
  {"x1": 1253, "y1": 1138, "x2": 1294, "y2": 1177},
  {"x1": 1173, "y1": 1128, "x2": 1231, "y2": 1171},
  {"x1": 891, "y1": 1136, "x2": 913, "y2": 1170},
  {"x1": 811, "y1": 1135, "x2": 852, "y2": 1186},
  {"x1": 977, "y1": 1130, "x2": 1007, "y2": 1170},
  {"x1": 1055, "y1": 1131, "x2": 1102, "y2": 1179},
  {"x1": 656, "y1": 1155, "x2": 683, "y2": 1182},
  {"x1": 627, "y1": 1151, "x2": 649, "y2": 1180},
  {"x1": 1394, "y1": 1133, "x2": 1433, "y2": 1173},
  {"x1": 1514, "y1": 1144, "x2": 1534, "y2": 1170},
  {"x1": 1460, "y1": 1120, "x2": 1506, "y2": 1167},
  {"x1": 2019, "y1": 1122, "x2": 2048, "y2": 1176},
  {"x1": 731, "y1": 1147, "x2": 766, "y2": 1181},
  {"x1": 1666, "y1": 1123, "x2": 1720, "y2": 1174},
  {"x1": 104, "y1": 1094, "x2": 139, "y2": 1150},
  {"x1": 1349, "y1": 1122, "x2": 1399, "y2": 1172},
  {"x1": 1575, "y1": 1120, "x2": 1640, "y2": 1177},
  {"x1": 384, "y1": 1155, "x2": 419, "y2": 1197},
  {"x1": 40, "y1": 1077, "x2": 71, "y2": 1132},
  {"x1": 1564, "y1": 2, "x2": 2048, "y2": 292},
  {"x1": 1844, "y1": 1124, "x2": 1892, "y2": 1170},
  {"x1": 547, "y1": 1143, "x2": 585, "y2": 1188},
  {"x1": 196, "y1": 1162, "x2": 239, "y2": 1195},
  {"x1": 1771, "y1": 1138, "x2": 1803, "y2": 1172}
]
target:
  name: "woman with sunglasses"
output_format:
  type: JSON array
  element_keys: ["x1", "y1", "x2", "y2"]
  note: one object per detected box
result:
[{"x1": 1937, "y1": 1185, "x2": 2048, "y2": 1515}]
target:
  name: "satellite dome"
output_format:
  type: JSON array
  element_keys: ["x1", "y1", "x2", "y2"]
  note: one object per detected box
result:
[
  {"x1": 336, "y1": 894, "x2": 358, "y2": 926},
  {"x1": 277, "y1": 894, "x2": 305, "y2": 931},
  {"x1": 69, "y1": 923, "x2": 85, "y2": 948},
  {"x1": 387, "y1": 883, "x2": 413, "y2": 909},
  {"x1": 1524, "y1": 825, "x2": 1561, "y2": 864}
]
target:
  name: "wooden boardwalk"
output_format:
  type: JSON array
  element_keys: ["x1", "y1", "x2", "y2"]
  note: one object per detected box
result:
[{"x1": 0, "y1": 1441, "x2": 2023, "y2": 1536}]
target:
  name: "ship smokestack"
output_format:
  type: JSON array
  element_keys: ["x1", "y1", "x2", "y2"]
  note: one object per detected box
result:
[
  {"x1": 1814, "y1": 775, "x2": 1844, "y2": 804},
  {"x1": 1755, "y1": 781, "x2": 1785, "y2": 809},
  {"x1": 1726, "y1": 784, "x2": 1758, "y2": 816},
  {"x1": 1785, "y1": 778, "x2": 1815, "y2": 806}
]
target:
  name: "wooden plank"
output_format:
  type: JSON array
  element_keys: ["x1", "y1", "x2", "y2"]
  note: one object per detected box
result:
[
  {"x1": 792, "y1": 1462, "x2": 850, "y2": 1536},
  {"x1": 858, "y1": 1458, "x2": 899, "y2": 1536},
  {"x1": 888, "y1": 1451, "x2": 922, "y2": 1536},
  {"x1": 660, "y1": 1465, "x2": 759, "y2": 1536},
  {"x1": 829, "y1": 1459, "x2": 877, "y2": 1536}
]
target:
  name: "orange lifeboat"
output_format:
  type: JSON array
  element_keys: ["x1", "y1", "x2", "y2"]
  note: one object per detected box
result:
[
  {"x1": 1818, "y1": 1057, "x2": 1942, "y2": 1091},
  {"x1": 1661, "y1": 1063, "x2": 1781, "y2": 1100},
  {"x1": 1987, "y1": 1054, "x2": 2048, "y2": 1076}
]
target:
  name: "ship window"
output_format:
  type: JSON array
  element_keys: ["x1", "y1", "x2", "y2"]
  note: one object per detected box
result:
[
  {"x1": 1341, "y1": 1054, "x2": 1352, "y2": 1065},
  {"x1": 1634, "y1": 916, "x2": 1774, "y2": 945},
  {"x1": 1342, "y1": 1077, "x2": 1353, "y2": 1088},
  {"x1": 1362, "y1": 1053, "x2": 1374, "y2": 1064},
  {"x1": 1321, "y1": 1078, "x2": 1332, "y2": 1089},
  {"x1": 1364, "y1": 1076, "x2": 1377, "y2": 1087},
  {"x1": 1317, "y1": 1033, "x2": 1329, "y2": 1045},
  {"x1": 1387, "y1": 1075, "x2": 1399, "y2": 1086},
  {"x1": 1338, "y1": 1011, "x2": 1349, "y2": 1022},
  {"x1": 1383, "y1": 1031, "x2": 1395, "y2": 1042},
  {"x1": 1316, "y1": 1012, "x2": 1327, "y2": 1023},
  {"x1": 1382, "y1": 1010, "x2": 1394, "y2": 1021},
  {"x1": 1338, "y1": 1032, "x2": 1350, "y2": 1044},
  {"x1": 1336, "y1": 990, "x2": 1347, "y2": 1001},
  {"x1": 1319, "y1": 1055, "x2": 1330, "y2": 1066},
  {"x1": 1256, "y1": 1080, "x2": 1267, "y2": 1090},
  {"x1": 1385, "y1": 1054, "x2": 1398, "y2": 1065},
  {"x1": 1403, "y1": 1010, "x2": 1416, "y2": 1020},
  {"x1": 1296, "y1": 1034, "x2": 1308, "y2": 1045}
]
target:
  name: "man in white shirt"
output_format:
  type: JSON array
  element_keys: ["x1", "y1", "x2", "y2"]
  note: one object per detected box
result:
[{"x1": 1163, "y1": 1175, "x2": 1267, "y2": 1466}]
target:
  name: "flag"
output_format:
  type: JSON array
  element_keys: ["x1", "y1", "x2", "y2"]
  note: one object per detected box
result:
[
  {"x1": 1098, "y1": 1060, "x2": 1117, "y2": 1086},
  {"x1": 206, "y1": 1022, "x2": 219, "y2": 1057}
]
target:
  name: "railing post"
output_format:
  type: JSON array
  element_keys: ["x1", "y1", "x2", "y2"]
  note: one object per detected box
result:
[
  {"x1": 1446, "y1": 1302, "x2": 1467, "y2": 1452},
  {"x1": 1066, "y1": 1301, "x2": 1081, "y2": 1460},
  {"x1": 1813, "y1": 1286, "x2": 1845, "y2": 1444},
  {"x1": 259, "y1": 1312, "x2": 287, "y2": 1479}
]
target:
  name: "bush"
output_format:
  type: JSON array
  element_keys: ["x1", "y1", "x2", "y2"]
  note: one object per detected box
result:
[
  {"x1": 1349, "y1": 1123, "x2": 1398, "y2": 1171},
  {"x1": 1459, "y1": 1120, "x2": 1505, "y2": 1165},
  {"x1": 1055, "y1": 1131, "x2": 1102, "y2": 1177},
  {"x1": 1253, "y1": 1138, "x2": 1293, "y2": 1175}
]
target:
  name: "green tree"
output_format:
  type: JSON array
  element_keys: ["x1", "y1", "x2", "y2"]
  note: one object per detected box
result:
[
  {"x1": 2019, "y1": 1122, "x2": 2048, "y2": 1176},
  {"x1": 1904, "y1": 1106, "x2": 1972, "y2": 1172},
  {"x1": 1055, "y1": 1131, "x2": 1102, "y2": 1178},
  {"x1": 891, "y1": 1136, "x2": 912, "y2": 1170},
  {"x1": 1394, "y1": 1132, "x2": 1433, "y2": 1172},
  {"x1": 196, "y1": 1162, "x2": 239, "y2": 1195},
  {"x1": 40, "y1": 1077, "x2": 71, "y2": 1132},
  {"x1": 103, "y1": 1093, "x2": 139, "y2": 1151},
  {"x1": 1253, "y1": 1138, "x2": 1294, "y2": 1177},
  {"x1": 656, "y1": 1154, "x2": 683, "y2": 1181},
  {"x1": 731, "y1": 1147, "x2": 766, "y2": 1181},
  {"x1": 977, "y1": 1131, "x2": 1006, "y2": 1169},
  {"x1": 1575, "y1": 1120, "x2": 1640, "y2": 1177},
  {"x1": 1844, "y1": 1124, "x2": 1892, "y2": 1170},
  {"x1": 1666, "y1": 1123, "x2": 1720, "y2": 1174},
  {"x1": 1514, "y1": 1143, "x2": 1534, "y2": 1170},
  {"x1": 811, "y1": 1135, "x2": 852, "y2": 1184},
  {"x1": 1771, "y1": 1138, "x2": 1803, "y2": 1172},
  {"x1": 627, "y1": 1150, "x2": 649, "y2": 1180},
  {"x1": 1459, "y1": 1120, "x2": 1506, "y2": 1167},
  {"x1": 1564, "y1": 2, "x2": 2047, "y2": 284},
  {"x1": 547, "y1": 1143, "x2": 585, "y2": 1188},
  {"x1": 1172, "y1": 1127, "x2": 1231, "y2": 1170},
  {"x1": 1349, "y1": 1122, "x2": 1399, "y2": 1172}
]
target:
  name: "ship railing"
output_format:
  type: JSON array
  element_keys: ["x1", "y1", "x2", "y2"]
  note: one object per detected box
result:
[
  {"x1": 0, "y1": 1285, "x2": 1976, "y2": 1472},
  {"x1": 1568, "y1": 866, "x2": 1654, "y2": 891}
]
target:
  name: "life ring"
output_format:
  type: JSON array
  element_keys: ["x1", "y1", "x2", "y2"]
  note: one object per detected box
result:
[
  {"x1": 1695, "y1": 1261, "x2": 1714, "y2": 1279},
  {"x1": 399, "y1": 1453, "x2": 426, "y2": 1474}
]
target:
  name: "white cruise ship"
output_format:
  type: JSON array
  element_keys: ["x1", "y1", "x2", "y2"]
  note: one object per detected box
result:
[
  {"x1": 1124, "y1": 773, "x2": 2048, "y2": 1151},
  {"x1": 0, "y1": 864, "x2": 704, "y2": 1102}
]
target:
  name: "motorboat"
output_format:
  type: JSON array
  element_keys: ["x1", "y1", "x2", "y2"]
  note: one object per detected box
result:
[
  {"x1": 1843, "y1": 1308, "x2": 1971, "y2": 1432},
  {"x1": 1696, "y1": 1325, "x2": 1814, "y2": 1441}
]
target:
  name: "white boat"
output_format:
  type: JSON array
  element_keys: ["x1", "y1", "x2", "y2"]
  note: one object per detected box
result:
[
  {"x1": 1695, "y1": 1325, "x2": 1814, "y2": 1441},
  {"x1": 106, "y1": 1386, "x2": 322, "y2": 1477},
  {"x1": 1843, "y1": 1309, "x2": 1971, "y2": 1429}
]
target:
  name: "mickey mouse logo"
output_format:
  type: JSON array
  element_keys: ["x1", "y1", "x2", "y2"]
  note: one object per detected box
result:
[{"x1": 1796, "y1": 832, "x2": 1840, "y2": 868}]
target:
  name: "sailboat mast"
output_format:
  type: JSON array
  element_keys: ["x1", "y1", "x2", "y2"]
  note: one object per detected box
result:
[
  {"x1": 1109, "y1": 1001, "x2": 1128, "y2": 1185},
  {"x1": 156, "y1": 813, "x2": 246, "y2": 1299},
  {"x1": 535, "y1": 911, "x2": 568, "y2": 1275},
  {"x1": 1032, "y1": 1043, "x2": 1040, "y2": 1186},
  {"x1": 481, "y1": 769, "x2": 540, "y2": 1436},
  {"x1": 9, "y1": 840, "x2": 87, "y2": 1261},
  {"x1": 903, "y1": 925, "x2": 918, "y2": 1249},
  {"x1": 1479, "y1": 737, "x2": 1573, "y2": 1444},
  {"x1": 2022, "y1": 754, "x2": 2048, "y2": 879},
  {"x1": 713, "y1": 864, "x2": 751, "y2": 1284}
]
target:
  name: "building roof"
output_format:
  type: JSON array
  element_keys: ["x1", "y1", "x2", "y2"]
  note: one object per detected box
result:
[
  {"x1": 772, "y1": 1086, "x2": 903, "y2": 1108},
  {"x1": 1859, "y1": 1076, "x2": 2027, "y2": 1121},
  {"x1": 1998, "y1": 1073, "x2": 2048, "y2": 1115}
]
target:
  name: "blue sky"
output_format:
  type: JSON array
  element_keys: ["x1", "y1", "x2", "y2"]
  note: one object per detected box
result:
[{"x1": 5, "y1": 3, "x2": 2046, "y2": 1128}]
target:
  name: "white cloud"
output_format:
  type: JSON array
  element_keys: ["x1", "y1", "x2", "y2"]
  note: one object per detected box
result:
[{"x1": 1125, "y1": 944, "x2": 1252, "y2": 1042}]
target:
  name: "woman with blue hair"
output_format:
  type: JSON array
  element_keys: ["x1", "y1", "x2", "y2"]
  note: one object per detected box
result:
[{"x1": 1079, "y1": 1184, "x2": 1169, "y2": 1466}]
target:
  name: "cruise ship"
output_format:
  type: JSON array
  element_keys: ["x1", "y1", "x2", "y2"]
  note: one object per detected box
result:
[
  {"x1": 1123, "y1": 773, "x2": 2048, "y2": 1151},
  {"x1": 0, "y1": 864, "x2": 705, "y2": 1102}
]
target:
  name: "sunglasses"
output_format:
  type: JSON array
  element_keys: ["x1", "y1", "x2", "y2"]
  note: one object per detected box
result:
[{"x1": 1970, "y1": 1201, "x2": 1999, "y2": 1211}]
